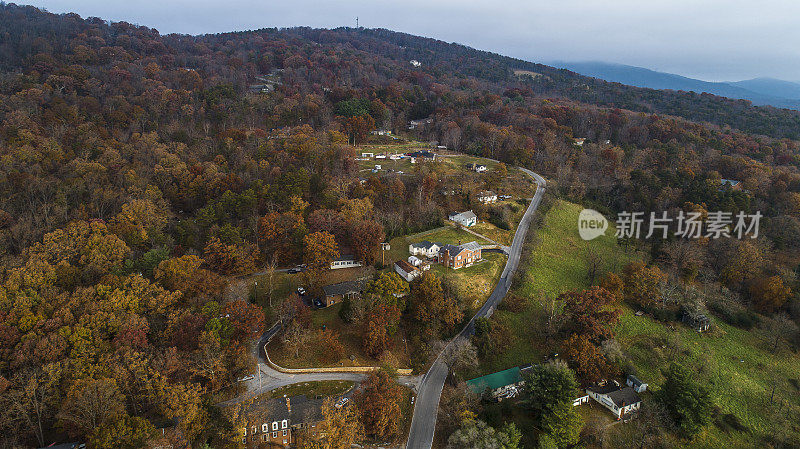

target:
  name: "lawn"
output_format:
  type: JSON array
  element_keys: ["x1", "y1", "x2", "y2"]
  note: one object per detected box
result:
[
  {"x1": 612, "y1": 306, "x2": 800, "y2": 449},
  {"x1": 429, "y1": 252, "x2": 507, "y2": 310},
  {"x1": 484, "y1": 198, "x2": 800, "y2": 448},
  {"x1": 386, "y1": 226, "x2": 492, "y2": 265}
]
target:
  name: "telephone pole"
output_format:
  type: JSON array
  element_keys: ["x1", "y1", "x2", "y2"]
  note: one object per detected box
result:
[{"x1": 356, "y1": 17, "x2": 359, "y2": 28}]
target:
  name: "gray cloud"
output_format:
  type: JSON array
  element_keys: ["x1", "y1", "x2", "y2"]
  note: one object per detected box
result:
[{"x1": 23, "y1": 0, "x2": 800, "y2": 81}]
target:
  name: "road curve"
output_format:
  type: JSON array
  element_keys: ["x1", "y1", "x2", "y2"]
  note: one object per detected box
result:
[{"x1": 404, "y1": 168, "x2": 546, "y2": 449}]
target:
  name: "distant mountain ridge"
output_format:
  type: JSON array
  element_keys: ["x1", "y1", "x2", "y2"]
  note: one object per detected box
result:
[{"x1": 548, "y1": 61, "x2": 800, "y2": 110}]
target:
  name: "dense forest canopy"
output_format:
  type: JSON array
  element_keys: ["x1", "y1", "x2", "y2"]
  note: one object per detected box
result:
[{"x1": 0, "y1": 3, "x2": 799, "y2": 448}]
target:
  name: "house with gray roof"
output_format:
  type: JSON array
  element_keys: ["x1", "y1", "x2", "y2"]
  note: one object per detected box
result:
[
  {"x1": 586, "y1": 381, "x2": 642, "y2": 420},
  {"x1": 449, "y1": 210, "x2": 477, "y2": 227}
]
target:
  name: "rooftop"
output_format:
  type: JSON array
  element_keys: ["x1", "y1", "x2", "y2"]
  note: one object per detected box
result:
[
  {"x1": 466, "y1": 367, "x2": 522, "y2": 394},
  {"x1": 410, "y1": 240, "x2": 441, "y2": 250},
  {"x1": 395, "y1": 259, "x2": 419, "y2": 273},
  {"x1": 588, "y1": 384, "x2": 641, "y2": 408},
  {"x1": 450, "y1": 210, "x2": 477, "y2": 220},
  {"x1": 323, "y1": 279, "x2": 366, "y2": 297}
]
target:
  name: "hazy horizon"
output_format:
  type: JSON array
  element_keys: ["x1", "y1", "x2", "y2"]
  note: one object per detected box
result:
[{"x1": 19, "y1": 0, "x2": 800, "y2": 83}]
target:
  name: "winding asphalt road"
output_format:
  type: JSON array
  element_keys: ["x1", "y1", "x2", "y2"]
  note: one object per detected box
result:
[{"x1": 404, "y1": 168, "x2": 546, "y2": 449}]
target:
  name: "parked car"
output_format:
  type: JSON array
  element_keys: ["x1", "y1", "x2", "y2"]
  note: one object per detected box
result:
[
  {"x1": 237, "y1": 375, "x2": 254, "y2": 382},
  {"x1": 297, "y1": 287, "x2": 306, "y2": 296},
  {"x1": 287, "y1": 268, "x2": 301, "y2": 274}
]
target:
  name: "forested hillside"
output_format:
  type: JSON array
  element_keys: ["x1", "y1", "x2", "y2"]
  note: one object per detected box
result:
[{"x1": 0, "y1": 3, "x2": 799, "y2": 449}]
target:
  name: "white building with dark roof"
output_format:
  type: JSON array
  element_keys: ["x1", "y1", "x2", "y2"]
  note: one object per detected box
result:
[
  {"x1": 586, "y1": 382, "x2": 642, "y2": 420},
  {"x1": 448, "y1": 210, "x2": 477, "y2": 227}
]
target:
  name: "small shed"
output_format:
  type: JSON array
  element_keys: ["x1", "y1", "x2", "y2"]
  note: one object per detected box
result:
[{"x1": 626, "y1": 374, "x2": 648, "y2": 393}]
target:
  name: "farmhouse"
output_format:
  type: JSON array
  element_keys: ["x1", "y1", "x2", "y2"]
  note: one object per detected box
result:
[
  {"x1": 449, "y1": 210, "x2": 477, "y2": 227},
  {"x1": 409, "y1": 240, "x2": 441, "y2": 258},
  {"x1": 394, "y1": 259, "x2": 422, "y2": 282},
  {"x1": 438, "y1": 241, "x2": 482, "y2": 269},
  {"x1": 477, "y1": 190, "x2": 498, "y2": 204},
  {"x1": 321, "y1": 279, "x2": 366, "y2": 307},
  {"x1": 467, "y1": 367, "x2": 524, "y2": 401},
  {"x1": 241, "y1": 395, "x2": 324, "y2": 448},
  {"x1": 330, "y1": 255, "x2": 362, "y2": 270},
  {"x1": 586, "y1": 382, "x2": 642, "y2": 420}
]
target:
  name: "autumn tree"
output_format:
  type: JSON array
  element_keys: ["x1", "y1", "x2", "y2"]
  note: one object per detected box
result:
[
  {"x1": 364, "y1": 272, "x2": 409, "y2": 308},
  {"x1": 560, "y1": 286, "x2": 621, "y2": 342},
  {"x1": 362, "y1": 305, "x2": 401, "y2": 358},
  {"x1": 57, "y1": 377, "x2": 125, "y2": 436},
  {"x1": 563, "y1": 333, "x2": 618, "y2": 383},
  {"x1": 303, "y1": 398, "x2": 364, "y2": 449},
  {"x1": 303, "y1": 231, "x2": 339, "y2": 281},
  {"x1": 350, "y1": 219, "x2": 385, "y2": 265},
  {"x1": 354, "y1": 369, "x2": 403, "y2": 440},
  {"x1": 749, "y1": 275, "x2": 791, "y2": 313},
  {"x1": 622, "y1": 262, "x2": 667, "y2": 308},
  {"x1": 409, "y1": 272, "x2": 463, "y2": 337}
]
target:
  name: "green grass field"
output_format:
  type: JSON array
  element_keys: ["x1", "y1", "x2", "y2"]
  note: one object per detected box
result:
[
  {"x1": 429, "y1": 252, "x2": 507, "y2": 310},
  {"x1": 485, "y1": 199, "x2": 638, "y2": 373},
  {"x1": 488, "y1": 199, "x2": 800, "y2": 448},
  {"x1": 613, "y1": 306, "x2": 800, "y2": 448}
]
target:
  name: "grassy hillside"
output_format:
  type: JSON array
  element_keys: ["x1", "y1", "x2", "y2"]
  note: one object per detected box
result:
[
  {"x1": 486, "y1": 199, "x2": 800, "y2": 448},
  {"x1": 484, "y1": 200, "x2": 638, "y2": 373}
]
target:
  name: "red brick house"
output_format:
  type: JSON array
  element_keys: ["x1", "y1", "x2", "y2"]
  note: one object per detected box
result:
[
  {"x1": 242, "y1": 395, "x2": 325, "y2": 448},
  {"x1": 438, "y1": 241, "x2": 482, "y2": 269}
]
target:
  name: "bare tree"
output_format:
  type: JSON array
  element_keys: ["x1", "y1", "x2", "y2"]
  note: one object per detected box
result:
[
  {"x1": 283, "y1": 321, "x2": 311, "y2": 359},
  {"x1": 264, "y1": 255, "x2": 278, "y2": 308},
  {"x1": 583, "y1": 245, "x2": 602, "y2": 286}
]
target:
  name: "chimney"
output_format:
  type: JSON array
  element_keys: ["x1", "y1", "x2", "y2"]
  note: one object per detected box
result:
[{"x1": 286, "y1": 396, "x2": 291, "y2": 413}]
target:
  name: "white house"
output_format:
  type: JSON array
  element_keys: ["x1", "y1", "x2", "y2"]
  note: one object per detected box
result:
[
  {"x1": 626, "y1": 375, "x2": 648, "y2": 393},
  {"x1": 330, "y1": 256, "x2": 362, "y2": 270},
  {"x1": 574, "y1": 137, "x2": 586, "y2": 146},
  {"x1": 586, "y1": 382, "x2": 642, "y2": 420},
  {"x1": 573, "y1": 394, "x2": 590, "y2": 406},
  {"x1": 473, "y1": 164, "x2": 487, "y2": 173},
  {"x1": 389, "y1": 154, "x2": 402, "y2": 160},
  {"x1": 361, "y1": 152, "x2": 374, "y2": 158},
  {"x1": 408, "y1": 240, "x2": 441, "y2": 258},
  {"x1": 410, "y1": 157, "x2": 416, "y2": 164},
  {"x1": 394, "y1": 260, "x2": 421, "y2": 282},
  {"x1": 449, "y1": 210, "x2": 477, "y2": 227},
  {"x1": 408, "y1": 255, "x2": 422, "y2": 267},
  {"x1": 477, "y1": 190, "x2": 498, "y2": 204},
  {"x1": 370, "y1": 129, "x2": 390, "y2": 136}
]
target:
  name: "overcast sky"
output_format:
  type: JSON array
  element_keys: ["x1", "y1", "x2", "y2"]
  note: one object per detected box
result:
[{"x1": 21, "y1": 0, "x2": 800, "y2": 82}]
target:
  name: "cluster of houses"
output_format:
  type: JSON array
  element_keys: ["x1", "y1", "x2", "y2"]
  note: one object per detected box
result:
[
  {"x1": 468, "y1": 366, "x2": 647, "y2": 422},
  {"x1": 241, "y1": 395, "x2": 327, "y2": 448},
  {"x1": 394, "y1": 239, "x2": 483, "y2": 281},
  {"x1": 357, "y1": 150, "x2": 437, "y2": 171}
]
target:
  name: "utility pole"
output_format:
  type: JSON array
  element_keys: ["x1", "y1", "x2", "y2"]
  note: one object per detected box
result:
[
  {"x1": 356, "y1": 17, "x2": 359, "y2": 28},
  {"x1": 380, "y1": 242, "x2": 390, "y2": 266}
]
